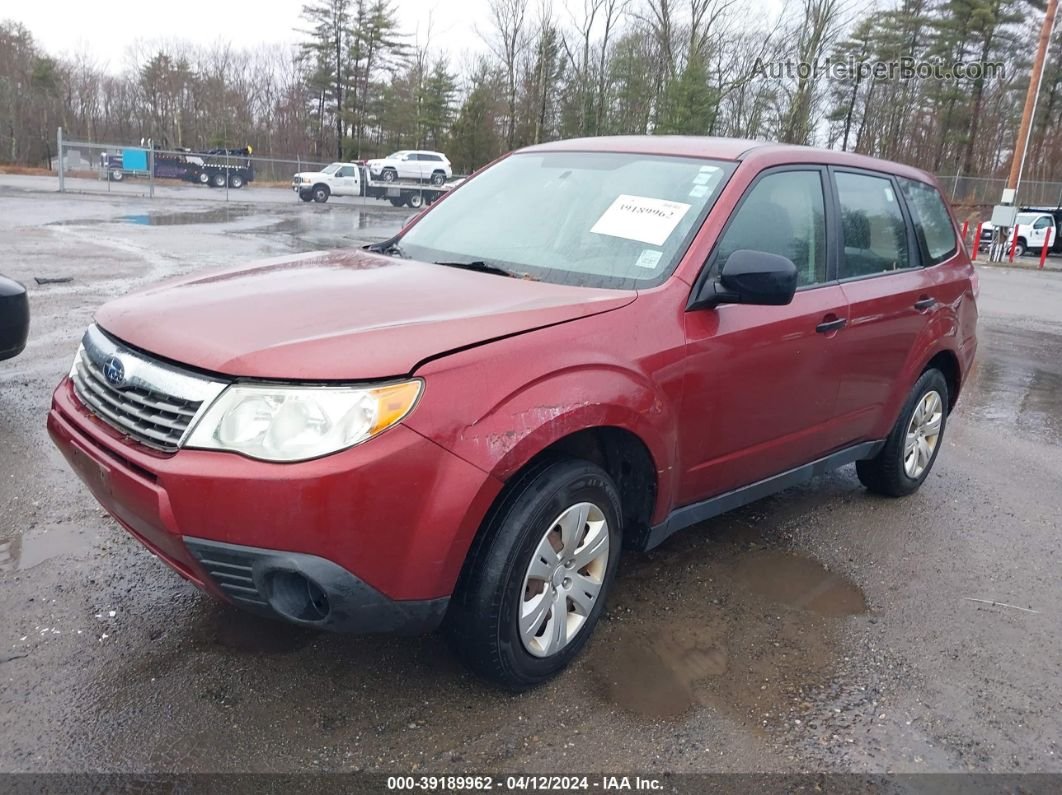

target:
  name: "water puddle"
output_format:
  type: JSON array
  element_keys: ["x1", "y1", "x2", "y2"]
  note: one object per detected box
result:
[
  {"x1": 961, "y1": 326, "x2": 1062, "y2": 444},
  {"x1": 591, "y1": 527, "x2": 866, "y2": 722},
  {"x1": 118, "y1": 207, "x2": 261, "y2": 226},
  {"x1": 0, "y1": 523, "x2": 95, "y2": 572}
]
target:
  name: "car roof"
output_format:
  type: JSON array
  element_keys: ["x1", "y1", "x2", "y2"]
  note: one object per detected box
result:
[{"x1": 519, "y1": 135, "x2": 936, "y2": 185}]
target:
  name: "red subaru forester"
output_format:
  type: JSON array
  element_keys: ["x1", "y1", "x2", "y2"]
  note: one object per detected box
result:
[{"x1": 48, "y1": 137, "x2": 977, "y2": 688}]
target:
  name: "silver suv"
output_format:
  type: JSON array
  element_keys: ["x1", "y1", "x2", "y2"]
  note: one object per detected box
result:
[{"x1": 367, "y1": 150, "x2": 452, "y2": 185}]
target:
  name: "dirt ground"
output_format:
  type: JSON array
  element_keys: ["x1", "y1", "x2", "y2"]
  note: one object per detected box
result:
[{"x1": 0, "y1": 181, "x2": 1060, "y2": 776}]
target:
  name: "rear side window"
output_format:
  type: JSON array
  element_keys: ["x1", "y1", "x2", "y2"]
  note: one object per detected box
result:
[
  {"x1": 715, "y1": 170, "x2": 827, "y2": 287},
  {"x1": 835, "y1": 171, "x2": 910, "y2": 278},
  {"x1": 899, "y1": 178, "x2": 958, "y2": 265}
]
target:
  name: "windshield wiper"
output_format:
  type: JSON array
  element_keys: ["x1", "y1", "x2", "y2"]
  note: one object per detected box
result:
[
  {"x1": 432, "y1": 260, "x2": 516, "y2": 278},
  {"x1": 364, "y1": 237, "x2": 407, "y2": 258}
]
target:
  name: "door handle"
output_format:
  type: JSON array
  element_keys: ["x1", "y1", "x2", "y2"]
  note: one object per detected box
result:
[
  {"x1": 913, "y1": 297, "x2": 937, "y2": 311},
  {"x1": 815, "y1": 317, "x2": 847, "y2": 334}
]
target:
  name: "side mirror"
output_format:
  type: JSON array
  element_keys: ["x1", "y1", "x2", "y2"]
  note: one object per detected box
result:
[{"x1": 688, "y1": 250, "x2": 798, "y2": 310}]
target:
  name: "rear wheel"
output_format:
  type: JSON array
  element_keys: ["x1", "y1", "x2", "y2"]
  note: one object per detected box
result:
[
  {"x1": 211, "y1": 172, "x2": 227, "y2": 188},
  {"x1": 405, "y1": 192, "x2": 424, "y2": 209},
  {"x1": 430, "y1": 170, "x2": 446, "y2": 186},
  {"x1": 857, "y1": 368, "x2": 948, "y2": 497},
  {"x1": 228, "y1": 173, "x2": 245, "y2": 189},
  {"x1": 446, "y1": 458, "x2": 622, "y2": 690}
]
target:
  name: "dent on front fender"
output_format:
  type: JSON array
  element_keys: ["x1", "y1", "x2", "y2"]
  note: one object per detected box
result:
[{"x1": 406, "y1": 365, "x2": 677, "y2": 513}]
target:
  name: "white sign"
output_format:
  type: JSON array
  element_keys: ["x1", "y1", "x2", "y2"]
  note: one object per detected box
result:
[{"x1": 591, "y1": 195, "x2": 692, "y2": 246}]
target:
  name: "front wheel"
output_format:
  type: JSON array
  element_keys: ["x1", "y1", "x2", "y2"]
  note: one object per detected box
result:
[
  {"x1": 312, "y1": 185, "x2": 330, "y2": 203},
  {"x1": 446, "y1": 459, "x2": 622, "y2": 690},
  {"x1": 1014, "y1": 239, "x2": 1027, "y2": 258},
  {"x1": 381, "y1": 168, "x2": 397, "y2": 183},
  {"x1": 299, "y1": 189, "x2": 313, "y2": 202},
  {"x1": 857, "y1": 368, "x2": 948, "y2": 497}
]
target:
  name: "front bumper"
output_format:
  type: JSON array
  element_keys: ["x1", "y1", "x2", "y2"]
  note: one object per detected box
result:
[{"x1": 48, "y1": 378, "x2": 502, "y2": 632}]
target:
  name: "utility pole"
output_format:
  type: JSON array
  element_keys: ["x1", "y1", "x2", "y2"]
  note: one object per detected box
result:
[
  {"x1": 991, "y1": 0, "x2": 1059, "y2": 261},
  {"x1": 1007, "y1": 0, "x2": 1059, "y2": 197}
]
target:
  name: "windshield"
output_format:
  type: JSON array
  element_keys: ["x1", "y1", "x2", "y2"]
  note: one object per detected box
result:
[
  {"x1": 387, "y1": 151, "x2": 408, "y2": 160},
  {"x1": 322, "y1": 163, "x2": 342, "y2": 175},
  {"x1": 1016, "y1": 213, "x2": 1048, "y2": 226},
  {"x1": 398, "y1": 151, "x2": 733, "y2": 289}
]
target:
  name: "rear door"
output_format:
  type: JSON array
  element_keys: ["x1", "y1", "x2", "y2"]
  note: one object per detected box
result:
[
  {"x1": 828, "y1": 169, "x2": 950, "y2": 443},
  {"x1": 679, "y1": 166, "x2": 851, "y2": 503}
]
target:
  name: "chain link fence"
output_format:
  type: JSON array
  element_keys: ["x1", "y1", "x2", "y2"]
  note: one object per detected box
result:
[
  {"x1": 51, "y1": 131, "x2": 1062, "y2": 212},
  {"x1": 939, "y1": 175, "x2": 1062, "y2": 208},
  {"x1": 54, "y1": 132, "x2": 466, "y2": 209}
]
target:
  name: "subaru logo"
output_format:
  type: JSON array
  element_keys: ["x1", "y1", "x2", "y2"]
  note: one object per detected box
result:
[{"x1": 103, "y1": 355, "x2": 125, "y2": 387}]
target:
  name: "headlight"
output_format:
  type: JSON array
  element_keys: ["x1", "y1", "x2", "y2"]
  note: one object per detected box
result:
[{"x1": 184, "y1": 380, "x2": 421, "y2": 462}]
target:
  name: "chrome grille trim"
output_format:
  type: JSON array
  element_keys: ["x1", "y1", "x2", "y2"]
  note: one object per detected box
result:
[{"x1": 71, "y1": 325, "x2": 227, "y2": 452}]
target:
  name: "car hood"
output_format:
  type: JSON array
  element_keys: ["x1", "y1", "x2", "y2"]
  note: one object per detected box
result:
[
  {"x1": 294, "y1": 171, "x2": 328, "y2": 180},
  {"x1": 95, "y1": 250, "x2": 634, "y2": 380}
]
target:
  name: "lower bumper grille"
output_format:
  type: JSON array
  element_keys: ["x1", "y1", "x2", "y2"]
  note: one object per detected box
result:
[{"x1": 185, "y1": 540, "x2": 269, "y2": 608}]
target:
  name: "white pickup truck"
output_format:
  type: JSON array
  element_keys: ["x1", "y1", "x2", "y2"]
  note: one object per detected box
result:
[
  {"x1": 980, "y1": 209, "x2": 1061, "y2": 257},
  {"x1": 291, "y1": 162, "x2": 453, "y2": 208}
]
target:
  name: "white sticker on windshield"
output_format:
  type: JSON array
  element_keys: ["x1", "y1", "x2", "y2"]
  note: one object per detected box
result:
[
  {"x1": 634, "y1": 249, "x2": 663, "y2": 270},
  {"x1": 693, "y1": 172, "x2": 712, "y2": 185},
  {"x1": 689, "y1": 184, "x2": 709, "y2": 198},
  {"x1": 591, "y1": 195, "x2": 692, "y2": 246},
  {"x1": 885, "y1": 187, "x2": 895, "y2": 202}
]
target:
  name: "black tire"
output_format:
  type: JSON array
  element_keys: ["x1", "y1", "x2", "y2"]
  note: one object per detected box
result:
[
  {"x1": 446, "y1": 458, "x2": 622, "y2": 690},
  {"x1": 299, "y1": 189, "x2": 313, "y2": 202},
  {"x1": 197, "y1": 172, "x2": 210, "y2": 185},
  {"x1": 389, "y1": 198, "x2": 405, "y2": 207},
  {"x1": 856, "y1": 368, "x2": 949, "y2": 497},
  {"x1": 211, "y1": 172, "x2": 227, "y2": 188},
  {"x1": 381, "y1": 168, "x2": 397, "y2": 182},
  {"x1": 405, "y1": 192, "x2": 424, "y2": 209},
  {"x1": 109, "y1": 170, "x2": 124, "y2": 182},
  {"x1": 229, "y1": 174, "x2": 244, "y2": 189},
  {"x1": 312, "y1": 185, "x2": 330, "y2": 203},
  {"x1": 1014, "y1": 239, "x2": 1027, "y2": 257},
  {"x1": 430, "y1": 170, "x2": 446, "y2": 186}
]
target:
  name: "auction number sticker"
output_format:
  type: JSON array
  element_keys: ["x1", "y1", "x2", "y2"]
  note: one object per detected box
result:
[{"x1": 591, "y1": 195, "x2": 691, "y2": 246}]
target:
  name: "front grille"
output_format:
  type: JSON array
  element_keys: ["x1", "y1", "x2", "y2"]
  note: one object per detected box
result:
[{"x1": 71, "y1": 325, "x2": 227, "y2": 453}]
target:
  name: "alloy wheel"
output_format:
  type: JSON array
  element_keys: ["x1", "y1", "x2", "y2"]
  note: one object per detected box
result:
[
  {"x1": 904, "y1": 389, "x2": 943, "y2": 479},
  {"x1": 519, "y1": 502, "x2": 610, "y2": 658}
]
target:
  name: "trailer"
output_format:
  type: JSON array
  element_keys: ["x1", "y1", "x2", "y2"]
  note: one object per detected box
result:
[
  {"x1": 99, "y1": 145, "x2": 253, "y2": 189},
  {"x1": 291, "y1": 162, "x2": 458, "y2": 207}
]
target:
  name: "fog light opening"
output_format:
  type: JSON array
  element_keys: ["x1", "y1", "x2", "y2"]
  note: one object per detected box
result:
[{"x1": 268, "y1": 570, "x2": 330, "y2": 622}]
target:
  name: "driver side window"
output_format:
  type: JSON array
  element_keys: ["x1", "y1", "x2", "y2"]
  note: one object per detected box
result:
[{"x1": 716, "y1": 170, "x2": 827, "y2": 287}]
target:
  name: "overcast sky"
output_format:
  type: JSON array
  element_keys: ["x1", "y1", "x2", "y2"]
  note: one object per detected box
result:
[{"x1": 9, "y1": 0, "x2": 491, "y2": 71}]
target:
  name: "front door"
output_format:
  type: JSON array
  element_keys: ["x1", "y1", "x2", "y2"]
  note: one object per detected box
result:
[{"x1": 679, "y1": 167, "x2": 849, "y2": 505}]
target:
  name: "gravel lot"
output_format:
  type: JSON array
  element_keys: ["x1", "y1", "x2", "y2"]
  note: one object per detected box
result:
[{"x1": 0, "y1": 179, "x2": 1060, "y2": 775}]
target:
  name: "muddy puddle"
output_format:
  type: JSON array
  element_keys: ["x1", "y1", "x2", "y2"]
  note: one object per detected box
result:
[
  {"x1": 591, "y1": 522, "x2": 867, "y2": 724},
  {"x1": 0, "y1": 523, "x2": 96, "y2": 572}
]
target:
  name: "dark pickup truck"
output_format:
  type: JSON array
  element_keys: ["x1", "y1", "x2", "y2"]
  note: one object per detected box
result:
[{"x1": 0, "y1": 275, "x2": 29, "y2": 361}]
